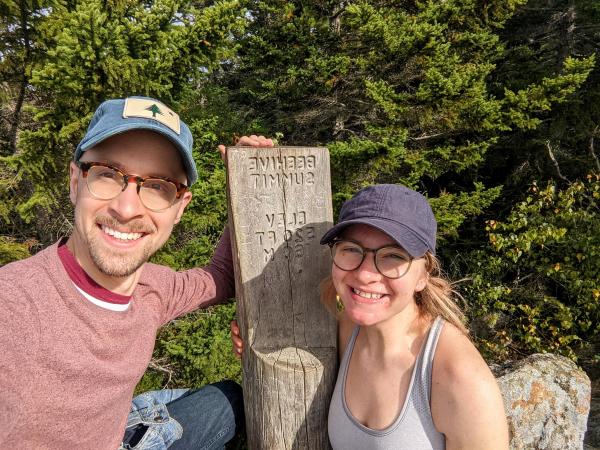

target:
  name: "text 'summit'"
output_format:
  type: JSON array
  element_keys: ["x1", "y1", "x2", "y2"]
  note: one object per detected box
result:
[{"x1": 248, "y1": 155, "x2": 316, "y2": 189}]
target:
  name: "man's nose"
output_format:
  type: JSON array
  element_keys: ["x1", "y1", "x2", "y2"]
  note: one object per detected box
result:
[{"x1": 107, "y1": 181, "x2": 146, "y2": 220}]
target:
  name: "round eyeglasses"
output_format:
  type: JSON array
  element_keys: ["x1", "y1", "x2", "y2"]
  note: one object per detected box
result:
[
  {"x1": 77, "y1": 161, "x2": 188, "y2": 212},
  {"x1": 328, "y1": 239, "x2": 413, "y2": 279}
]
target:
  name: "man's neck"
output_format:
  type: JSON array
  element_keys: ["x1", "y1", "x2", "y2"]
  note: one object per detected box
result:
[{"x1": 65, "y1": 235, "x2": 142, "y2": 296}]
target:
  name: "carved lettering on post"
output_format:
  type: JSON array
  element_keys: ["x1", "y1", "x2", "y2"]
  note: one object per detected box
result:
[{"x1": 227, "y1": 147, "x2": 337, "y2": 450}]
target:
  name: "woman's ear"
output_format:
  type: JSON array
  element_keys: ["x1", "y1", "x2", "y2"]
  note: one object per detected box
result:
[{"x1": 414, "y1": 266, "x2": 428, "y2": 293}]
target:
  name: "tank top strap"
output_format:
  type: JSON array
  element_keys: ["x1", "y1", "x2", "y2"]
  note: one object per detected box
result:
[
  {"x1": 340, "y1": 317, "x2": 444, "y2": 405},
  {"x1": 328, "y1": 317, "x2": 447, "y2": 449},
  {"x1": 339, "y1": 325, "x2": 360, "y2": 377},
  {"x1": 413, "y1": 316, "x2": 445, "y2": 408}
]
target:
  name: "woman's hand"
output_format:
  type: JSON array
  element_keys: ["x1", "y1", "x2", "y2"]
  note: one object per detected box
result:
[{"x1": 230, "y1": 319, "x2": 244, "y2": 359}]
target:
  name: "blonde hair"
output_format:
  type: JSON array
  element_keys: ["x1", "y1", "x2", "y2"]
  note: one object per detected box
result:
[{"x1": 319, "y1": 251, "x2": 469, "y2": 335}]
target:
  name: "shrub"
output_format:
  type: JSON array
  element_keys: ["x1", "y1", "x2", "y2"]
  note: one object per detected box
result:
[
  {"x1": 464, "y1": 175, "x2": 600, "y2": 361},
  {"x1": 136, "y1": 302, "x2": 241, "y2": 393}
]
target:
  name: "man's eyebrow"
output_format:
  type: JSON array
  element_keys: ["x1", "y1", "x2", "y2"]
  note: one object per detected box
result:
[
  {"x1": 84, "y1": 160, "x2": 163, "y2": 178},
  {"x1": 80, "y1": 158, "x2": 121, "y2": 168}
]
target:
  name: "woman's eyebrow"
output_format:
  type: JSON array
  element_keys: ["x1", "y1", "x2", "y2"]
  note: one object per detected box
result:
[{"x1": 340, "y1": 237, "x2": 404, "y2": 249}]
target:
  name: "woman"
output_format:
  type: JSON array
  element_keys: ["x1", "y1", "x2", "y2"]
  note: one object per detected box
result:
[{"x1": 231, "y1": 184, "x2": 509, "y2": 449}]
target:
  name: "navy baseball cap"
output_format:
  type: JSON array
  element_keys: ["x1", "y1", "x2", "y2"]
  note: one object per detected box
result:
[
  {"x1": 75, "y1": 96, "x2": 197, "y2": 185},
  {"x1": 320, "y1": 184, "x2": 437, "y2": 257}
]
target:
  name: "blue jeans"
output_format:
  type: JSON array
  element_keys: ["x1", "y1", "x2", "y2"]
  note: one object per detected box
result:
[{"x1": 120, "y1": 380, "x2": 244, "y2": 450}]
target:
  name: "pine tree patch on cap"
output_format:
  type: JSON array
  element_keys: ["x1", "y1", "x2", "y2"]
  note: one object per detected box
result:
[{"x1": 123, "y1": 98, "x2": 181, "y2": 134}]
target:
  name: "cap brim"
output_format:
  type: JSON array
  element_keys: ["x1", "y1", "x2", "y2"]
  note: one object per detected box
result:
[
  {"x1": 75, "y1": 122, "x2": 197, "y2": 185},
  {"x1": 320, "y1": 217, "x2": 431, "y2": 258}
]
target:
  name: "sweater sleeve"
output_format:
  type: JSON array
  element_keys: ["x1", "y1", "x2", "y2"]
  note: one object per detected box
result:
[
  {"x1": 146, "y1": 227, "x2": 236, "y2": 325},
  {"x1": 201, "y1": 226, "x2": 236, "y2": 303},
  {"x1": 0, "y1": 277, "x2": 41, "y2": 444}
]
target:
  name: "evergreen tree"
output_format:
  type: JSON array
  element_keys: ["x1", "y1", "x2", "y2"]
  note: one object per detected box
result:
[
  {"x1": 0, "y1": 0, "x2": 246, "y2": 260},
  {"x1": 2, "y1": 0, "x2": 599, "y2": 390},
  {"x1": 223, "y1": 0, "x2": 593, "y2": 244},
  {"x1": 0, "y1": 0, "x2": 44, "y2": 157},
  {"x1": 488, "y1": 0, "x2": 600, "y2": 189}
]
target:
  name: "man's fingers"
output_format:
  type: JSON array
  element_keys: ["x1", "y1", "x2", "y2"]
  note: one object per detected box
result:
[
  {"x1": 236, "y1": 135, "x2": 275, "y2": 148},
  {"x1": 218, "y1": 135, "x2": 275, "y2": 163},
  {"x1": 236, "y1": 135, "x2": 258, "y2": 146},
  {"x1": 218, "y1": 144, "x2": 226, "y2": 162}
]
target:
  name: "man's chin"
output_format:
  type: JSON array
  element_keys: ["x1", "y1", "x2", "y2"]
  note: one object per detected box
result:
[
  {"x1": 90, "y1": 248, "x2": 152, "y2": 278},
  {"x1": 94, "y1": 259, "x2": 145, "y2": 278}
]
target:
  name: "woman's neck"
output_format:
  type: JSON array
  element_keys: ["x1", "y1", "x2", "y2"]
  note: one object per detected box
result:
[{"x1": 358, "y1": 306, "x2": 430, "y2": 360}]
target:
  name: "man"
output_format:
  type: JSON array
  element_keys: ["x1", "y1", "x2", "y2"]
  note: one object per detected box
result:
[{"x1": 0, "y1": 96, "x2": 272, "y2": 449}]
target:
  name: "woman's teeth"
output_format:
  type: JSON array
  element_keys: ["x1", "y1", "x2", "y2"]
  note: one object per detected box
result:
[{"x1": 352, "y1": 288, "x2": 384, "y2": 299}]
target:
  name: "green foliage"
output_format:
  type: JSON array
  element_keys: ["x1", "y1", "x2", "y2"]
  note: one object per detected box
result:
[
  {"x1": 502, "y1": 56, "x2": 596, "y2": 131},
  {"x1": 485, "y1": 0, "x2": 600, "y2": 192},
  {"x1": 137, "y1": 302, "x2": 241, "y2": 391},
  {"x1": 429, "y1": 183, "x2": 503, "y2": 244},
  {"x1": 227, "y1": 0, "x2": 592, "y2": 245},
  {"x1": 464, "y1": 176, "x2": 600, "y2": 361},
  {"x1": 0, "y1": 236, "x2": 31, "y2": 265},
  {"x1": 2, "y1": 0, "x2": 600, "y2": 397},
  {"x1": 1, "y1": 0, "x2": 246, "y2": 238}
]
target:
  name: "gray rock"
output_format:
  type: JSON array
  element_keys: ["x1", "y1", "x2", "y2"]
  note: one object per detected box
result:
[
  {"x1": 493, "y1": 353, "x2": 591, "y2": 450},
  {"x1": 584, "y1": 377, "x2": 599, "y2": 449}
]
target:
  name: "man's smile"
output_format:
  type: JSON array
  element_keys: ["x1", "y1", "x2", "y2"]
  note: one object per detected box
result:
[{"x1": 100, "y1": 225, "x2": 144, "y2": 242}]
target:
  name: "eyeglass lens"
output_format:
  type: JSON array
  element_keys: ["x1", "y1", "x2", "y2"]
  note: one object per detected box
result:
[
  {"x1": 331, "y1": 240, "x2": 412, "y2": 279},
  {"x1": 86, "y1": 164, "x2": 178, "y2": 211}
]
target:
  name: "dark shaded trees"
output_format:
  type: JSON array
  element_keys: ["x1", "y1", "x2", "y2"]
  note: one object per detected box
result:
[{"x1": 1, "y1": 0, "x2": 599, "y2": 384}]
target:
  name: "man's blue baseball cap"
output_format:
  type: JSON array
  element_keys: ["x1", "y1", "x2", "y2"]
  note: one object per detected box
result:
[
  {"x1": 74, "y1": 96, "x2": 197, "y2": 185},
  {"x1": 320, "y1": 184, "x2": 437, "y2": 258}
]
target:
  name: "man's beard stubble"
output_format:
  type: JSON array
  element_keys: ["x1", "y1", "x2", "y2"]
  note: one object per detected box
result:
[{"x1": 86, "y1": 215, "x2": 158, "y2": 278}]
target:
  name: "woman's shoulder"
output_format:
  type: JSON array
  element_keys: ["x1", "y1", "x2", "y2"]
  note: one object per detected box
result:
[
  {"x1": 433, "y1": 320, "x2": 495, "y2": 389},
  {"x1": 431, "y1": 319, "x2": 509, "y2": 448}
]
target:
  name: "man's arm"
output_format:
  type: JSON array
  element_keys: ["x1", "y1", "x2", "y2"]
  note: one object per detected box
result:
[
  {"x1": 156, "y1": 135, "x2": 275, "y2": 323},
  {"x1": 200, "y1": 226, "x2": 235, "y2": 302},
  {"x1": 151, "y1": 228, "x2": 234, "y2": 324}
]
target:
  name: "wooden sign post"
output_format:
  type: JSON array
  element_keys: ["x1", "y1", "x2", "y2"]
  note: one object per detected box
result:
[{"x1": 227, "y1": 147, "x2": 337, "y2": 450}]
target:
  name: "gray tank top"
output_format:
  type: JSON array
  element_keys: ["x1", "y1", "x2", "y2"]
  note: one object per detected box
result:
[{"x1": 328, "y1": 316, "x2": 446, "y2": 450}]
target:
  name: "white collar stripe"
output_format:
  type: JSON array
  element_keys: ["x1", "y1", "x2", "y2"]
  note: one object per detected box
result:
[{"x1": 74, "y1": 283, "x2": 131, "y2": 312}]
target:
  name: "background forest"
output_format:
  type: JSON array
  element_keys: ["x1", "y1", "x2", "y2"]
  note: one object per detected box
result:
[{"x1": 1, "y1": 0, "x2": 599, "y2": 404}]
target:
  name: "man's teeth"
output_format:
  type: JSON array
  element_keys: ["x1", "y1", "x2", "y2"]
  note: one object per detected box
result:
[
  {"x1": 352, "y1": 288, "x2": 384, "y2": 299},
  {"x1": 102, "y1": 225, "x2": 143, "y2": 241}
]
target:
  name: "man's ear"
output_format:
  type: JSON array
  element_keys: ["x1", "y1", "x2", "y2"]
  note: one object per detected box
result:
[
  {"x1": 69, "y1": 161, "x2": 80, "y2": 205},
  {"x1": 173, "y1": 191, "x2": 192, "y2": 225}
]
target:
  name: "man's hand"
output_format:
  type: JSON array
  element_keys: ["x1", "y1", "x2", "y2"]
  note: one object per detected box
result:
[
  {"x1": 218, "y1": 135, "x2": 275, "y2": 161},
  {"x1": 230, "y1": 320, "x2": 244, "y2": 359}
]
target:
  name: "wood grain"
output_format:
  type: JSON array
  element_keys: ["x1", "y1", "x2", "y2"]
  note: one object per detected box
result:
[{"x1": 227, "y1": 146, "x2": 337, "y2": 450}]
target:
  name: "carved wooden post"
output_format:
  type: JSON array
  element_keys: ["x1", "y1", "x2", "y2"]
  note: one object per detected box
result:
[{"x1": 227, "y1": 147, "x2": 337, "y2": 450}]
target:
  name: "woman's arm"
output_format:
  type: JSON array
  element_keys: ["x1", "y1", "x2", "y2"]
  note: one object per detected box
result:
[{"x1": 431, "y1": 324, "x2": 509, "y2": 450}]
